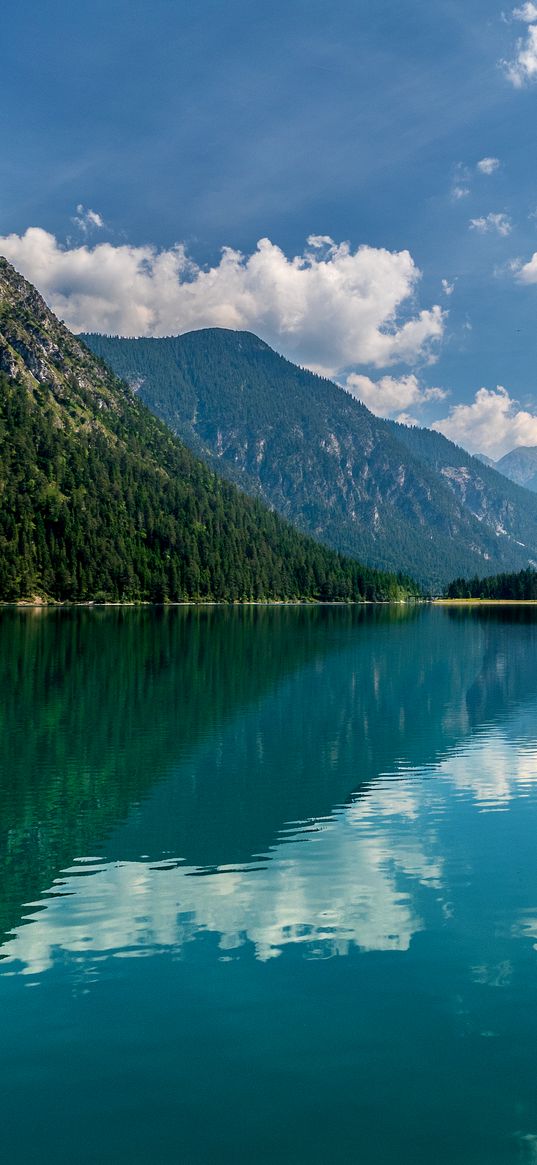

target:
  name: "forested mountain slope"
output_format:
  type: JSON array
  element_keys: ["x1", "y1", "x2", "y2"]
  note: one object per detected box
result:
[
  {"x1": 83, "y1": 328, "x2": 537, "y2": 588},
  {"x1": 0, "y1": 259, "x2": 416, "y2": 603}
]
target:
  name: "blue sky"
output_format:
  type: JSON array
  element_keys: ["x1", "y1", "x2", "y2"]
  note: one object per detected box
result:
[{"x1": 2, "y1": 0, "x2": 537, "y2": 456}]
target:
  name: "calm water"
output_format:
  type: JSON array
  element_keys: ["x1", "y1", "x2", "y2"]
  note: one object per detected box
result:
[{"x1": 2, "y1": 605, "x2": 537, "y2": 1164}]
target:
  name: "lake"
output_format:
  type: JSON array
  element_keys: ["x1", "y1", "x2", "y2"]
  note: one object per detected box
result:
[{"x1": 2, "y1": 605, "x2": 537, "y2": 1164}]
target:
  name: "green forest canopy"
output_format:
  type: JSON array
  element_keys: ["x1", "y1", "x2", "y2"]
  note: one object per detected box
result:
[
  {"x1": 445, "y1": 568, "x2": 537, "y2": 600},
  {"x1": 0, "y1": 370, "x2": 419, "y2": 604}
]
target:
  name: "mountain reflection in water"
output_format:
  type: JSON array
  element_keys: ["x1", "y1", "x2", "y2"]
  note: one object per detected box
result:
[
  {"x1": 2, "y1": 605, "x2": 537, "y2": 970},
  {"x1": 3, "y1": 607, "x2": 537, "y2": 1165}
]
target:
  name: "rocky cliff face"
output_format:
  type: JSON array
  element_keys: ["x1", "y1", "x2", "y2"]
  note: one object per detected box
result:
[{"x1": 0, "y1": 258, "x2": 126, "y2": 422}]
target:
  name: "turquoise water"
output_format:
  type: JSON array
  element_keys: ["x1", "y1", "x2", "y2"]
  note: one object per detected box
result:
[{"x1": 2, "y1": 605, "x2": 537, "y2": 1163}]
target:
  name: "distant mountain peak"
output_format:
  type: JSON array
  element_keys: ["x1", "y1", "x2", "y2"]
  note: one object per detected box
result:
[{"x1": 492, "y1": 445, "x2": 537, "y2": 492}]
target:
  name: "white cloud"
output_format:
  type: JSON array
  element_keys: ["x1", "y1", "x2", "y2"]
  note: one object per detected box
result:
[
  {"x1": 441, "y1": 278, "x2": 455, "y2": 296},
  {"x1": 432, "y1": 385, "x2": 537, "y2": 459},
  {"x1": 512, "y1": 2, "x2": 537, "y2": 21},
  {"x1": 451, "y1": 162, "x2": 471, "y2": 200},
  {"x1": 452, "y1": 159, "x2": 500, "y2": 200},
  {"x1": 469, "y1": 212, "x2": 512, "y2": 236},
  {"x1": 477, "y1": 157, "x2": 500, "y2": 175},
  {"x1": 394, "y1": 412, "x2": 420, "y2": 427},
  {"x1": 0, "y1": 228, "x2": 444, "y2": 377},
  {"x1": 72, "y1": 205, "x2": 105, "y2": 233},
  {"x1": 306, "y1": 234, "x2": 335, "y2": 248},
  {"x1": 344, "y1": 372, "x2": 447, "y2": 419},
  {"x1": 517, "y1": 251, "x2": 537, "y2": 281},
  {"x1": 503, "y1": 12, "x2": 537, "y2": 87}
]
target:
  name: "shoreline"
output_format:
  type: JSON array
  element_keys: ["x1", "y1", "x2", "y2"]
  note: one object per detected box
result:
[
  {"x1": 433, "y1": 598, "x2": 537, "y2": 606},
  {"x1": 8, "y1": 597, "x2": 537, "y2": 609},
  {"x1": 3, "y1": 597, "x2": 417, "y2": 609}
]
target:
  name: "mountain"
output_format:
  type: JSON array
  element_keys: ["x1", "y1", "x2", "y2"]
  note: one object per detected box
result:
[
  {"x1": 475, "y1": 447, "x2": 537, "y2": 493},
  {"x1": 494, "y1": 447, "x2": 537, "y2": 493},
  {"x1": 0, "y1": 259, "x2": 417, "y2": 603},
  {"x1": 82, "y1": 328, "x2": 537, "y2": 588}
]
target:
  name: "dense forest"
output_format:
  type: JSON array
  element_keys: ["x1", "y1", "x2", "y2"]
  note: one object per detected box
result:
[
  {"x1": 445, "y1": 568, "x2": 537, "y2": 600},
  {"x1": 83, "y1": 328, "x2": 537, "y2": 589},
  {"x1": 0, "y1": 260, "x2": 419, "y2": 604}
]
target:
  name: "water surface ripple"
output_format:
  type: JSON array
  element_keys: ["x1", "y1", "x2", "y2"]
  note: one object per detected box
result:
[{"x1": 2, "y1": 606, "x2": 537, "y2": 1163}]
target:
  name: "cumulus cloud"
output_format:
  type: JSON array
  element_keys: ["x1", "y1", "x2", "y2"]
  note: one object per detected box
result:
[
  {"x1": 432, "y1": 386, "x2": 537, "y2": 459},
  {"x1": 477, "y1": 157, "x2": 500, "y2": 175},
  {"x1": 344, "y1": 372, "x2": 447, "y2": 419},
  {"x1": 72, "y1": 205, "x2": 105, "y2": 233},
  {"x1": 512, "y1": 2, "x2": 537, "y2": 21},
  {"x1": 0, "y1": 228, "x2": 444, "y2": 377},
  {"x1": 516, "y1": 251, "x2": 537, "y2": 281},
  {"x1": 441, "y1": 278, "x2": 455, "y2": 296},
  {"x1": 469, "y1": 212, "x2": 512, "y2": 236},
  {"x1": 503, "y1": 8, "x2": 537, "y2": 87}
]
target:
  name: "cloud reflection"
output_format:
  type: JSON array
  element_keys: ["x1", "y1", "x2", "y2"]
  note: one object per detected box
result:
[
  {"x1": 4, "y1": 650, "x2": 537, "y2": 978},
  {"x1": 2, "y1": 777, "x2": 443, "y2": 974}
]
